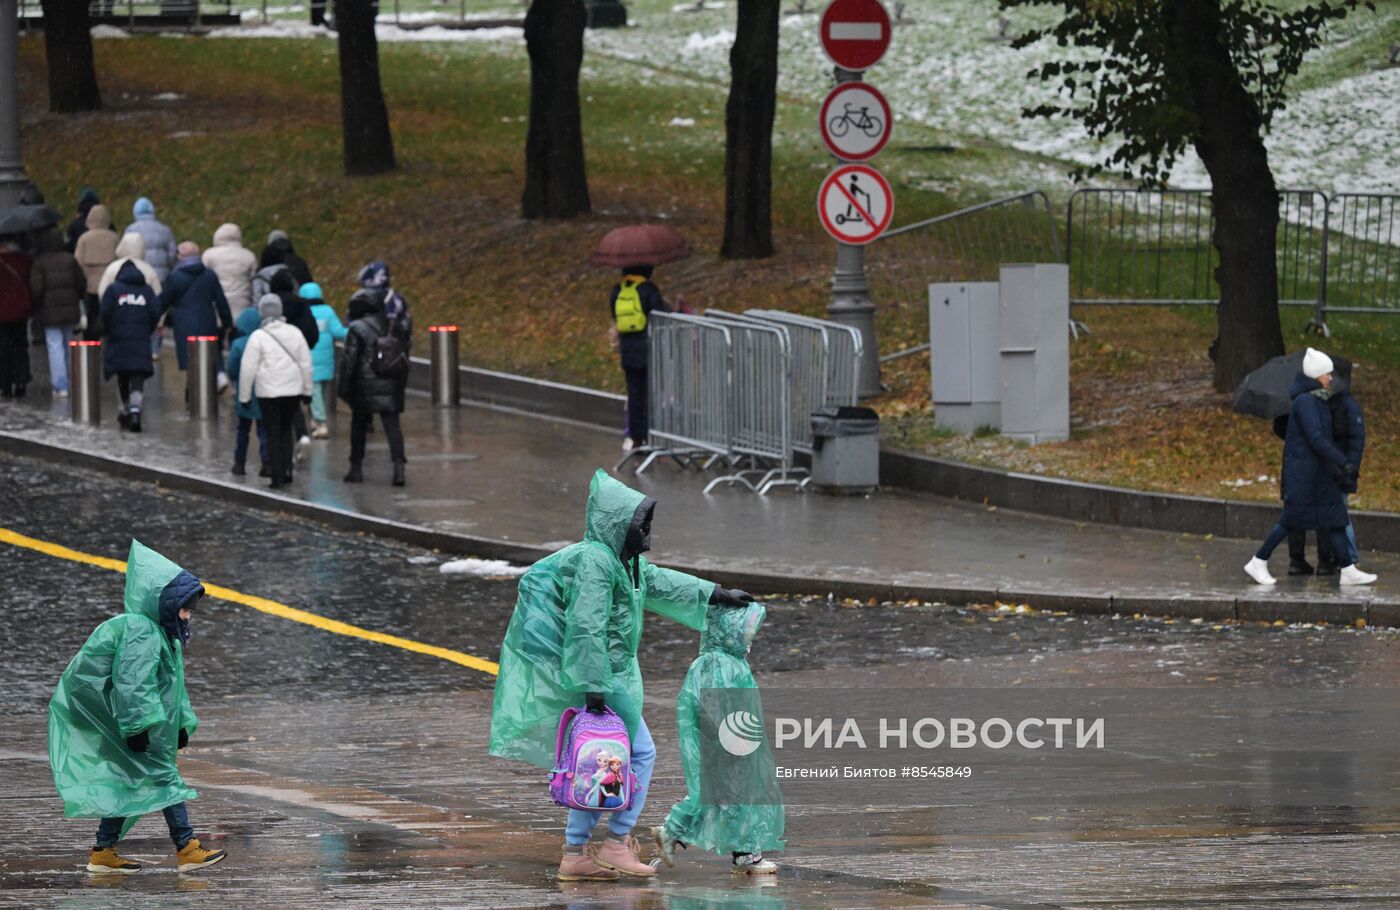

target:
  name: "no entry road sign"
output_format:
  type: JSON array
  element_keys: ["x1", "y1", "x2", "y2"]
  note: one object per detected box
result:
[
  {"x1": 820, "y1": 0, "x2": 892, "y2": 71},
  {"x1": 818, "y1": 164, "x2": 894, "y2": 245},
  {"x1": 820, "y1": 82, "x2": 892, "y2": 161}
]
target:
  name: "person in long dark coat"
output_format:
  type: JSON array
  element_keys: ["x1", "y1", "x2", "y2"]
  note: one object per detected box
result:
[
  {"x1": 1245, "y1": 349, "x2": 1376, "y2": 587},
  {"x1": 607, "y1": 264, "x2": 671, "y2": 452},
  {"x1": 258, "y1": 230, "x2": 314, "y2": 288},
  {"x1": 339, "y1": 289, "x2": 408, "y2": 487},
  {"x1": 160, "y1": 242, "x2": 233, "y2": 376},
  {"x1": 100, "y1": 261, "x2": 161, "y2": 432},
  {"x1": 0, "y1": 234, "x2": 33, "y2": 398}
]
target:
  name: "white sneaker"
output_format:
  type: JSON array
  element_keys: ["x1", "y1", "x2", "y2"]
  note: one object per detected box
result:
[
  {"x1": 732, "y1": 853, "x2": 779, "y2": 875},
  {"x1": 1244, "y1": 557, "x2": 1276, "y2": 585},
  {"x1": 621, "y1": 437, "x2": 635, "y2": 453},
  {"x1": 216, "y1": 372, "x2": 230, "y2": 393},
  {"x1": 296, "y1": 435, "x2": 311, "y2": 463},
  {"x1": 1339, "y1": 565, "x2": 1377, "y2": 586},
  {"x1": 53, "y1": 389, "x2": 69, "y2": 399}
]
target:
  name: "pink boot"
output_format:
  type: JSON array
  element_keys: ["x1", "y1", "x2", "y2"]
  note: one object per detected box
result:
[
  {"x1": 558, "y1": 849, "x2": 619, "y2": 882},
  {"x1": 592, "y1": 835, "x2": 657, "y2": 878}
]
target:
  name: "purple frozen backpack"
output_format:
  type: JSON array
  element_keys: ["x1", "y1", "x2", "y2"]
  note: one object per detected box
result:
[{"x1": 549, "y1": 706, "x2": 637, "y2": 812}]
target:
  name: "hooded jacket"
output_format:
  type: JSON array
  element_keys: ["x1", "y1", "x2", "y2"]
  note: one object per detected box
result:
[
  {"x1": 48, "y1": 541, "x2": 201, "y2": 830},
  {"x1": 122, "y1": 199, "x2": 178, "y2": 282},
  {"x1": 663, "y1": 602, "x2": 785, "y2": 855},
  {"x1": 65, "y1": 187, "x2": 100, "y2": 253},
  {"x1": 259, "y1": 235, "x2": 314, "y2": 287},
  {"x1": 489, "y1": 470, "x2": 714, "y2": 769},
  {"x1": 270, "y1": 269, "x2": 318, "y2": 349},
  {"x1": 304, "y1": 290, "x2": 348, "y2": 382},
  {"x1": 28, "y1": 227, "x2": 87, "y2": 327},
  {"x1": 1281, "y1": 373, "x2": 1351, "y2": 530},
  {"x1": 226, "y1": 307, "x2": 264, "y2": 421},
  {"x1": 100, "y1": 260, "x2": 161, "y2": 378},
  {"x1": 98, "y1": 232, "x2": 162, "y2": 300},
  {"x1": 238, "y1": 314, "x2": 313, "y2": 403},
  {"x1": 160, "y1": 260, "x2": 232, "y2": 370},
  {"x1": 202, "y1": 223, "x2": 258, "y2": 317},
  {"x1": 338, "y1": 293, "x2": 406, "y2": 414},
  {"x1": 74, "y1": 204, "x2": 118, "y2": 295}
]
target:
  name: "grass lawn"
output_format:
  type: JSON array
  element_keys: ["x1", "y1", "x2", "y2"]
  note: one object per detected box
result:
[{"x1": 16, "y1": 29, "x2": 1398, "y2": 512}]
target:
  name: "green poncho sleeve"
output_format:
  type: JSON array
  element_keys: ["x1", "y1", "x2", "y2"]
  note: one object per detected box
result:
[
  {"x1": 642, "y1": 561, "x2": 712, "y2": 631},
  {"x1": 560, "y1": 545, "x2": 616, "y2": 694},
  {"x1": 112, "y1": 620, "x2": 168, "y2": 737}
]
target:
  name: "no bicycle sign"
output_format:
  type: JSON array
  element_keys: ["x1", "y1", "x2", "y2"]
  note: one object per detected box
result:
[{"x1": 818, "y1": 164, "x2": 894, "y2": 245}]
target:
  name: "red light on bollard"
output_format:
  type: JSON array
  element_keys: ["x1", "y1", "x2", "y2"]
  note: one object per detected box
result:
[
  {"x1": 428, "y1": 325, "x2": 459, "y2": 333},
  {"x1": 69, "y1": 340, "x2": 101, "y2": 347},
  {"x1": 188, "y1": 336, "x2": 219, "y2": 342}
]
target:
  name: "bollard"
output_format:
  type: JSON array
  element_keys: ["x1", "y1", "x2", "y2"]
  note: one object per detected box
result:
[
  {"x1": 68, "y1": 340, "x2": 102, "y2": 425},
  {"x1": 187, "y1": 335, "x2": 220, "y2": 419},
  {"x1": 429, "y1": 325, "x2": 460, "y2": 408}
]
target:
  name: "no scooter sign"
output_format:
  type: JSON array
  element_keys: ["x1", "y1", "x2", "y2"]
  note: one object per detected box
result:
[
  {"x1": 818, "y1": 164, "x2": 894, "y2": 245},
  {"x1": 820, "y1": 82, "x2": 892, "y2": 161}
]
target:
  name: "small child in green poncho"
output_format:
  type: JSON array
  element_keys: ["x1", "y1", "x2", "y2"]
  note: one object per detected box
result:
[{"x1": 652, "y1": 601, "x2": 784, "y2": 875}]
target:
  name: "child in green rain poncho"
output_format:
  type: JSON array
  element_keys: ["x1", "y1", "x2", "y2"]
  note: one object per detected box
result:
[{"x1": 652, "y1": 601, "x2": 785, "y2": 875}]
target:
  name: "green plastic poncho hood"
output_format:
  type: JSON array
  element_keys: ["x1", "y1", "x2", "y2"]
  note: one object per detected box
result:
[
  {"x1": 489, "y1": 470, "x2": 714, "y2": 769},
  {"x1": 48, "y1": 541, "x2": 200, "y2": 830},
  {"x1": 664, "y1": 601, "x2": 785, "y2": 855}
]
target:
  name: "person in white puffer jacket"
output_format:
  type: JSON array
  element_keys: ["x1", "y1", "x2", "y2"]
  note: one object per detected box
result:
[
  {"x1": 97, "y1": 232, "x2": 162, "y2": 300},
  {"x1": 237, "y1": 295, "x2": 312, "y2": 491},
  {"x1": 202, "y1": 223, "x2": 258, "y2": 317}
]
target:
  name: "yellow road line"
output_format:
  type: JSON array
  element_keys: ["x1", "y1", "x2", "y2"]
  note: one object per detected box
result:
[{"x1": 0, "y1": 527, "x2": 500, "y2": 676}]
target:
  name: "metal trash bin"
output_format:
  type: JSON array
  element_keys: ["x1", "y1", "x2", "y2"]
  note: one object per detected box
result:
[
  {"x1": 69, "y1": 340, "x2": 102, "y2": 426},
  {"x1": 187, "y1": 335, "x2": 220, "y2": 419},
  {"x1": 429, "y1": 325, "x2": 460, "y2": 408},
  {"x1": 809, "y1": 406, "x2": 880, "y2": 493}
]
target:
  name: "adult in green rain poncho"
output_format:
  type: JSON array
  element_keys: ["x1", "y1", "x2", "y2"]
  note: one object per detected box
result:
[
  {"x1": 489, "y1": 469, "x2": 756, "y2": 882},
  {"x1": 653, "y1": 601, "x2": 785, "y2": 874},
  {"x1": 49, "y1": 540, "x2": 227, "y2": 875}
]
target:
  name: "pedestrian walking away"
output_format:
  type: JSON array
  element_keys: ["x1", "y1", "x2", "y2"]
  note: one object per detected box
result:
[
  {"x1": 99, "y1": 232, "x2": 163, "y2": 301},
  {"x1": 259, "y1": 229, "x2": 314, "y2": 287},
  {"x1": 28, "y1": 226, "x2": 88, "y2": 398},
  {"x1": 160, "y1": 242, "x2": 232, "y2": 388},
  {"x1": 339, "y1": 288, "x2": 408, "y2": 486},
  {"x1": 123, "y1": 198, "x2": 178, "y2": 359},
  {"x1": 202, "y1": 223, "x2": 258, "y2": 318},
  {"x1": 65, "y1": 186, "x2": 100, "y2": 254},
  {"x1": 226, "y1": 307, "x2": 271, "y2": 478},
  {"x1": 271, "y1": 269, "x2": 318, "y2": 453},
  {"x1": 358, "y1": 260, "x2": 412, "y2": 344},
  {"x1": 100, "y1": 260, "x2": 161, "y2": 433},
  {"x1": 0, "y1": 234, "x2": 34, "y2": 399},
  {"x1": 1245, "y1": 348, "x2": 1377, "y2": 587},
  {"x1": 73, "y1": 203, "x2": 117, "y2": 341},
  {"x1": 237, "y1": 295, "x2": 313, "y2": 490},
  {"x1": 300, "y1": 281, "x2": 347, "y2": 438},
  {"x1": 48, "y1": 539, "x2": 227, "y2": 875},
  {"x1": 654, "y1": 600, "x2": 784, "y2": 875},
  {"x1": 489, "y1": 470, "x2": 755, "y2": 882},
  {"x1": 608, "y1": 265, "x2": 671, "y2": 452}
]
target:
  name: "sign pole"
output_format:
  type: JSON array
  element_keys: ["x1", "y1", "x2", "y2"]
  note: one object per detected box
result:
[
  {"x1": 826, "y1": 66, "x2": 882, "y2": 398},
  {"x1": 0, "y1": 0, "x2": 28, "y2": 208}
]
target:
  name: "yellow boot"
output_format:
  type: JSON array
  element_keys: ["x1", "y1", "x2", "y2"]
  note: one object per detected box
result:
[
  {"x1": 87, "y1": 847, "x2": 141, "y2": 874},
  {"x1": 176, "y1": 838, "x2": 227, "y2": 873}
]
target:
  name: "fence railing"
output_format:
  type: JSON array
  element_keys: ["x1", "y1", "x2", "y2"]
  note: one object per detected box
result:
[
  {"x1": 643, "y1": 313, "x2": 733, "y2": 468},
  {"x1": 1324, "y1": 193, "x2": 1400, "y2": 318}
]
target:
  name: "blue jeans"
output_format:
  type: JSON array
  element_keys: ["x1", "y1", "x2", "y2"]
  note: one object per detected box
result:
[
  {"x1": 564, "y1": 717, "x2": 655, "y2": 845},
  {"x1": 235, "y1": 417, "x2": 269, "y2": 465},
  {"x1": 1258, "y1": 521, "x2": 1353, "y2": 568},
  {"x1": 44, "y1": 325, "x2": 73, "y2": 392},
  {"x1": 96, "y1": 802, "x2": 193, "y2": 850}
]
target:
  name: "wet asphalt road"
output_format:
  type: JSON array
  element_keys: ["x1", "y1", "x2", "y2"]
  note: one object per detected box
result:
[{"x1": 3, "y1": 453, "x2": 1400, "y2": 908}]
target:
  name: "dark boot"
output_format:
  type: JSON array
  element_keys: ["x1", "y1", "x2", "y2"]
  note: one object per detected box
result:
[
  {"x1": 343, "y1": 462, "x2": 363, "y2": 483},
  {"x1": 232, "y1": 460, "x2": 246, "y2": 476},
  {"x1": 128, "y1": 411, "x2": 141, "y2": 433},
  {"x1": 259, "y1": 463, "x2": 272, "y2": 478},
  {"x1": 392, "y1": 460, "x2": 406, "y2": 487},
  {"x1": 117, "y1": 411, "x2": 131, "y2": 430},
  {"x1": 1316, "y1": 560, "x2": 1339, "y2": 576},
  {"x1": 1287, "y1": 558, "x2": 1314, "y2": 576}
]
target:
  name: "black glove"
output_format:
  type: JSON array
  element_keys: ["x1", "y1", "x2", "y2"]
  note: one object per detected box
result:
[
  {"x1": 709, "y1": 587, "x2": 756, "y2": 607},
  {"x1": 1331, "y1": 461, "x2": 1354, "y2": 481},
  {"x1": 585, "y1": 692, "x2": 606, "y2": 715},
  {"x1": 127, "y1": 730, "x2": 150, "y2": 753},
  {"x1": 178, "y1": 729, "x2": 189, "y2": 750}
]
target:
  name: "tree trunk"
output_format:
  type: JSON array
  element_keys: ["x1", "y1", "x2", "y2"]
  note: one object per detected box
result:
[
  {"x1": 720, "y1": 0, "x2": 779, "y2": 259},
  {"x1": 334, "y1": 0, "x2": 396, "y2": 176},
  {"x1": 521, "y1": 0, "x2": 590, "y2": 220},
  {"x1": 1170, "y1": 0, "x2": 1284, "y2": 392},
  {"x1": 40, "y1": 0, "x2": 101, "y2": 113}
]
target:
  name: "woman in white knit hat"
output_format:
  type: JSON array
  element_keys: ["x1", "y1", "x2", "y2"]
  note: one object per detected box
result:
[{"x1": 1245, "y1": 347, "x2": 1376, "y2": 586}]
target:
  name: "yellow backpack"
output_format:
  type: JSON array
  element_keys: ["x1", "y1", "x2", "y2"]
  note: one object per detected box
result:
[{"x1": 613, "y1": 277, "x2": 648, "y2": 334}]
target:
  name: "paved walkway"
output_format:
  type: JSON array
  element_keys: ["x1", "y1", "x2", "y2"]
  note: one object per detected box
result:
[{"x1": 0, "y1": 347, "x2": 1395, "y2": 619}]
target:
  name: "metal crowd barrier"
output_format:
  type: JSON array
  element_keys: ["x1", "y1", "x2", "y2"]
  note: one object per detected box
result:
[
  {"x1": 698, "y1": 313, "x2": 797, "y2": 495},
  {"x1": 744, "y1": 310, "x2": 862, "y2": 408}
]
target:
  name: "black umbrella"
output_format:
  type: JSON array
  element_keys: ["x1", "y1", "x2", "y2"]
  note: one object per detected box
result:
[
  {"x1": 1233, "y1": 350, "x2": 1311, "y2": 419},
  {"x1": 0, "y1": 204, "x2": 61, "y2": 236}
]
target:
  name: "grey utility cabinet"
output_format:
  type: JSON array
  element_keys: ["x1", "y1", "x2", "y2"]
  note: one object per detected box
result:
[
  {"x1": 998, "y1": 263, "x2": 1070, "y2": 444},
  {"x1": 928, "y1": 281, "x2": 1001, "y2": 433}
]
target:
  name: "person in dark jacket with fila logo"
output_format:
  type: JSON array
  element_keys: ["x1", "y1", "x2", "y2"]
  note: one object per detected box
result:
[
  {"x1": 608, "y1": 265, "x2": 671, "y2": 453},
  {"x1": 100, "y1": 260, "x2": 161, "y2": 432},
  {"x1": 339, "y1": 288, "x2": 408, "y2": 487}
]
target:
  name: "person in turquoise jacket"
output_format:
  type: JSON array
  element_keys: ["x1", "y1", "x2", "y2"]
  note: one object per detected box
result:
[
  {"x1": 489, "y1": 469, "x2": 756, "y2": 883},
  {"x1": 225, "y1": 307, "x2": 269, "y2": 477},
  {"x1": 653, "y1": 601, "x2": 784, "y2": 875},
  {"x1": 48, "y1": 540, "x2": 228, "y2": 875},
  {"x1": 299, "y1": 282, "x2": 348, "y2": 438}
]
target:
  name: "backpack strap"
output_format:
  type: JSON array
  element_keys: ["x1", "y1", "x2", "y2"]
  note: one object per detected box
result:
[{"x1": 553, "y1": 706, "x2": 580, "y2": 770}]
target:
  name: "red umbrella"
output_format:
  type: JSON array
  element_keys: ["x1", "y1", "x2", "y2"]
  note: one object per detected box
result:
[{"x1": 589, "y1": 224, "x2": 692, "y2": 268}]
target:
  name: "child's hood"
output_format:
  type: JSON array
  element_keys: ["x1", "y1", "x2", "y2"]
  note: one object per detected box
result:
[
  {"x1": 700, "y1": 601, "x2": 765, "y2": 657},
  {"x1": 123, "y1": 539, "x2": 202, "y2": 634}
]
